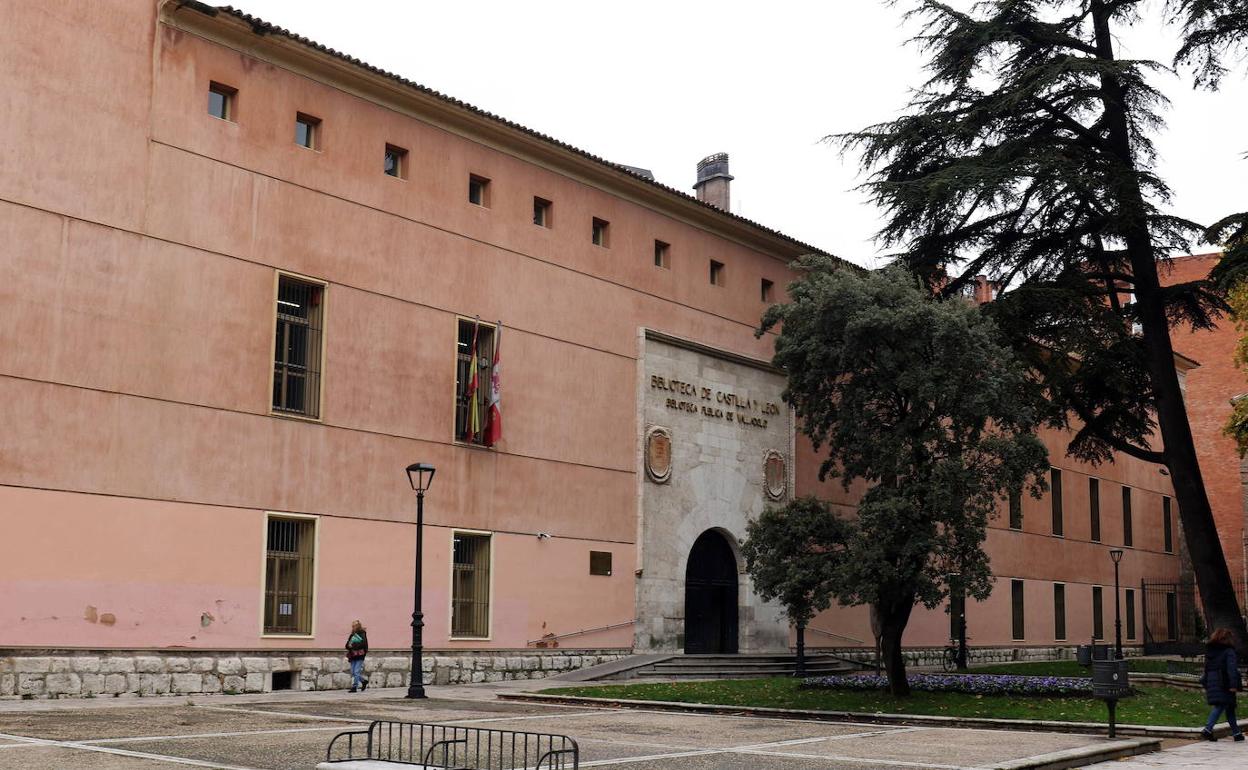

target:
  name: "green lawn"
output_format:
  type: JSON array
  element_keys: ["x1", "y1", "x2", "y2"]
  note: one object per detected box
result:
[
  {"x1": 539, "y1": 677, "x2": 1209, "y2": 727},
  {"x1": 968, "y1": 659, "x2": 1201, "y2": 676}
]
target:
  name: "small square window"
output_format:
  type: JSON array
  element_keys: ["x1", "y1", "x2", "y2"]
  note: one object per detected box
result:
[
  {"x1": 208, "y1": 82, "x2": 236, "y2": 121},
  {"x1": 592, "y1": 218, "x2": 610, "y2": 247},
  {"x1": 384, "y1": 144, "x2": 407, "y2": 179},
  {"x1": 533, "y1": 197, "x2": 552, "y2": 227},
  {"x1": 295, "y1": 113, "x2": 321, "y2": 150},
  {"x1": 654, "y1": 240, "x2": 670, "y2": 269},
  {"x1": 709, "y1": 260, "x2": 725, "y2": 286},
  {"x1": 469, "y1": 175, "x2": 490, "y2": 207},
  {"x1": 590, "y1": 551, "x2": 612, "y2": 576},
  {"x1": 761, "y1": 278, "x2": 774, "y2": 303}
]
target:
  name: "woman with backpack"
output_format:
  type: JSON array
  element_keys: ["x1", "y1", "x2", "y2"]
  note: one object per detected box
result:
[
  {"x1": 1200, "y1": 627, "x2": 1244, "y2": 741},
  {"x1": 345, "y1": 620, "x2": 369, "y2": 693}
]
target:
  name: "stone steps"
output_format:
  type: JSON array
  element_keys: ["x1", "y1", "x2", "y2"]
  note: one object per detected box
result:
[{"x1": 607, "y1": 654, "x2": 858, "y2": 680}]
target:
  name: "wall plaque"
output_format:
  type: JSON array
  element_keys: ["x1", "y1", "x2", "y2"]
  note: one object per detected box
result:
[
  {"x1": 645, "y1": 426, "x2": 673, "y2": 484},
  {"x1": 764, "y1": 450, "x2": 787, "y2": 501}
]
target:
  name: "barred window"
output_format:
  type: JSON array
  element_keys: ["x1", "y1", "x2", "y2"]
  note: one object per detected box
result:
[
  {"x1": 454, "y1": 320, "x2": 495, "y2": 445},
  {"x1": 1163, "y1": 497, "x2": 1173, "y2": 553},
  {"x1": 1165, "y1": 591, "x2": 1177, "y2": 641},
  {"x1": 1092, "y1": 586, "x2": 1104, "y2": 640},
  {"x1": 1125, "y1": 588, "x2": 1137, "y2": 640},
  {"x1": 1053, "y1": 583, "x2": 1066, "y2": 641},
  {"x1": 1089, "y1": 478, "x2": 1101, "y2": 542},
  {"x1": 1050, "y1": 468, "x2": 1063, "y2": 536},
  {"x1": 1011, "y1": 579, "x2": 1025, "y2": 641},
  {"x1": 1122, "y1": 486, "x2": 1133, "y2": 547},
  {"x1": 264, "y1": 517, "x2": 316, "y2": 635},
  {"x1": 452, "y1": 533, "x2": 491, "y2": 638},
  {"x1": 1008, "y1": 488, "x2": 1023, "y2": 530},
  {"x1": 272, "y1": 276, "x2": 324, "y2": 419}
]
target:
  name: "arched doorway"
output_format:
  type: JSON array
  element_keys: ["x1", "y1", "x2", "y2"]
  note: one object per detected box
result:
[{"x1": 684, "y1": 530, "x2": 739, "y2": 654}]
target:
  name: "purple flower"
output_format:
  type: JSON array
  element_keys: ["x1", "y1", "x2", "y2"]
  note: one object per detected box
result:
[{"x1": 801, "y1": 673, "x2": 1094, "y2": 696}]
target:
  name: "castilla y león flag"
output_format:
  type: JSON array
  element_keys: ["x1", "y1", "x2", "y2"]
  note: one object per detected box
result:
[{"x1": 485, "y1": 322, "x2": 502, "y2": 446}]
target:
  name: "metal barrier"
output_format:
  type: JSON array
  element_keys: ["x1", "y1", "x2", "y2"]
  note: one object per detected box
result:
[{"x1": 325, "y1": 721, "x2": 578, "y2": 768}]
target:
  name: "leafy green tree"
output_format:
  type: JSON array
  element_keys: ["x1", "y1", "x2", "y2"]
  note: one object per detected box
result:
[
  {"x1": 759, "y1": 262, "x2": 1049, "y2": 695},
  {"x1": 839, "y1": 0, "x2": 1248, "y2": 650},
  {"x1": 742, "y1": 497, "x2": 849, "y2": 677}
]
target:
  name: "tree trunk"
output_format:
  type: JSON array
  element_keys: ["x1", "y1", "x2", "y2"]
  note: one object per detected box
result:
[
  {"x1": 1090, "y1": 0, "x2": 1248, "y2": 655},
  {"x1": 878, "y1": 599, "x2": 915, "y2": 696},
  {"x1": 794, "y1": 623, "x2": 807, "y2": 678}
]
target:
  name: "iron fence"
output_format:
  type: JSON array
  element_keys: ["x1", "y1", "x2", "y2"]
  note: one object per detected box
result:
[
  {"x1": 325, "y1": 721, "x2": 578, "y2": 768},
  {"x1": 1141, "y1": 579, "x2": 1248, "y2": 656}
]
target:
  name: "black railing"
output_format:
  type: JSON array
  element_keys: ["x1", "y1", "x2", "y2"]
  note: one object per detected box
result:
[
  {"x1": 325, "y1": 721, "x2": 578, "y2": 768},
  {"x1": 1141, "y1": 579, "x2": 1248, "y2": 656}
]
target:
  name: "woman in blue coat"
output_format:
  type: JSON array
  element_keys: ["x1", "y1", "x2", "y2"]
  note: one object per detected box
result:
[{"x1": 1201, "y1": 627, "x2": 1244, "y2": 741}]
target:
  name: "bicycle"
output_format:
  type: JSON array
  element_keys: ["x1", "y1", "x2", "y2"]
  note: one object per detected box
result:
[
  {"x1": 941, "y1": 642, "x2": 959, "y2": 672},
  {"x1": 941, "y1": 638, "x2": 971, "y2": 672}
]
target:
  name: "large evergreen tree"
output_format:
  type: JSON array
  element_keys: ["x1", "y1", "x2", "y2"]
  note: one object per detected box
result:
[
  {"x1": 841, "y1": 0, "x2": 1248, "y2": 648},
  {"x1": 759, "y1": 263, "x2": 1049, "y2": 695}
]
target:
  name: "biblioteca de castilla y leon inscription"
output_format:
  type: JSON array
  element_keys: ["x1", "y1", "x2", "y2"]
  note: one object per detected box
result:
[{"x1": 650, "y1": 375, "x2": 780, "y2": 429}]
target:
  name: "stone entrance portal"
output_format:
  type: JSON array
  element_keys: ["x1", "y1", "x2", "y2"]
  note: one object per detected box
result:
[{"x1": 683, "y1": 530, "x2": 739, "y2": 654}]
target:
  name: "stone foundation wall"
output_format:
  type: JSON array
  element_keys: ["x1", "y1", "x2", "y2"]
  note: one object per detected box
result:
[
  {"x1": 821, "y1": 644, "x2": 1144, "y2": 668},
  {"x1": 0, "y1": 649, "x2": 627, "y2": 699}
]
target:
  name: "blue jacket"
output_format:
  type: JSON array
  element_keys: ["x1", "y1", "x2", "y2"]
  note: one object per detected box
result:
[{"x1": 1202, "y1": 643, "x2": 1243, "y2": 706}]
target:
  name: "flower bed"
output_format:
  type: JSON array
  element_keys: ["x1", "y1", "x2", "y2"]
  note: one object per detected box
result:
[{"x1": 802, "y1": 673, "x2": 1095, "y2": 696}]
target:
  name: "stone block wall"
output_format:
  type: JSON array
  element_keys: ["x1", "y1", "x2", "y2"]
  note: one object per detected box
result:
[{"x1": 0, "y1": 649, "x2": 627, "y2": 699}]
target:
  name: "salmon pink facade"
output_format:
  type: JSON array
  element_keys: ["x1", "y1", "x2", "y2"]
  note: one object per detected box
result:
[{"x1": 0, "y1": 1, "x2": 1183, "y2": 696}]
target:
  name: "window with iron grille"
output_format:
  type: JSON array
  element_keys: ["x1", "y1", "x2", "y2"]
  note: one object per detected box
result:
[
  {"x1": 1050, "y1": 468, "x2": 1063, "y2": 536},
  {"x1": 1053, "y1": 583, "x2": 1066, "y2": 641},
  {"x1": 264, "y1": 516, "x2": 316, "y2": 635},
  {"x1": 1165, "y1": 592, "x2": 1177, "y2": 641},
  {"x1": 1011, "y1": 579, "x2": 1025, "y2": 641},
  {"x1": 1122, "y1": 486, "x2": 1133, "y2": 546},
  {"x1": 272, "y1": 276, "x2": 324, "y2": 419},
  {"x1": 452, "y1": 533, "x2": 491, "y2": 638},
  {"x1": 590, "y1": 551, "x2": 612, "y2": 576},
  {"x1": 1163, "y1": 497, "x2": 1173, "y2": 553},
  {"x1": 1092, "y1": 586, "x2": 1104, "y2": 640},
  {"x1": 1008, "y1": 488, "x2": 1023, "y2": 530},
  {"x1": 1089, "y1": 478, "x2": 1101, "y2": 542},
  {"x1": 454, "y1": 319, "x2": 495, "y2": 445},
  {"x1": 1125, "y1": 588, "x2": 1137, "y2": 640}
]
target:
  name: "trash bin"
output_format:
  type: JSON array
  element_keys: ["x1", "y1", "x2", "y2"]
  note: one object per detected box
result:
[
  {"x1": 1092, "y1": 659, "x2": 1131, "y2": 700},
  {"x1": 1077, "y1": 645, "x2": 1092, "y2": 666}
]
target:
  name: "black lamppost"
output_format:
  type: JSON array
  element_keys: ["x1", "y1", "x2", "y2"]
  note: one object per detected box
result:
[
  {"x1": 1110, "y1": 549, "x2": 1124, "y2": 660},
  {"x1": 405, "y1": 463, "x2": 436, "y2": 699}
]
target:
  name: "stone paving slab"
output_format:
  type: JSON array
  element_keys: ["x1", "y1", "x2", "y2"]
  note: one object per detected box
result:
[
  {"x1": 0, "y1": 685, "x2": 1174, "y2": 770},
  {"x1": 1087, "y1": 739, "x2": 1248, "y2": 768},
  {"x1": 0, "y1": 745, "x2": 180, "y2": 769}
]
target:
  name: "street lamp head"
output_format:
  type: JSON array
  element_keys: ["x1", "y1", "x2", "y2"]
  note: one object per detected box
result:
[
  {"x1": 1110, "y1": 549, "x2": 1124, "y2": 564},
  {"x1": 406, "y1": 463, "x2": 436, "y2": 493}
]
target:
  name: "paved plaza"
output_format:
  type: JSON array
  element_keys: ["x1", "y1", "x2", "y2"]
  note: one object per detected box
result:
[{"x1": 0, "y1": 682, "x2": 1210, "y2": 770}]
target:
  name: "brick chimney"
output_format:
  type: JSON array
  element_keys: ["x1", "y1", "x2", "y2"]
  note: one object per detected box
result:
[{"x1": 693, "y1": 153, "x2": 733, "y2": 211}]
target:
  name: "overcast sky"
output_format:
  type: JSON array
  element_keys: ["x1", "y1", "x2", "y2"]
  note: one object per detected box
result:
[{"x1": 235, "y1": 0, "x2": 1246, "y2": 267}]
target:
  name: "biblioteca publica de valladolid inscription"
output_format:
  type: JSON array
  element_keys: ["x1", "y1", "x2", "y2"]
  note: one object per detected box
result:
[{"x1": 650, "y1": 375, "x2": 780, "y2": 429}]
